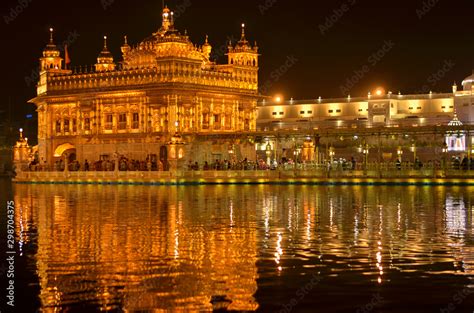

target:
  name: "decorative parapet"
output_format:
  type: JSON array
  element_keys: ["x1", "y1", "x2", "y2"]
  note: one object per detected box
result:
[{"x1": 45, "y1": 66, "x2": 258, "y2": 95}]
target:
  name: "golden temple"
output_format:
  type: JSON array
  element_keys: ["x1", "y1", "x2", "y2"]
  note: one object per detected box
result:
[{"x1": 29, "y1": 6, "x2": 260, "y2": 167}]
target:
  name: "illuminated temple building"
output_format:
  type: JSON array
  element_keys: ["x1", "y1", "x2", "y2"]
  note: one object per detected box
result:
[
  {"x1": 30, "y1": 6, "x2": 259, "y2": 166},
  {"x1": 29, "y1": 7, "x2": 474, "y2": 166}
]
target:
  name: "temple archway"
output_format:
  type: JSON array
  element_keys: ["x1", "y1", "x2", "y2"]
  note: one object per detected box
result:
[{"x1": 54, "y1": 143, "x2": 77, "y2": 162}]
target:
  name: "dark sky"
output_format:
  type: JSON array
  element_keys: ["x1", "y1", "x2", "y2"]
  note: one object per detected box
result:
[{"x1": 1, "y1": 0, "x2": 474, "y2": 126}]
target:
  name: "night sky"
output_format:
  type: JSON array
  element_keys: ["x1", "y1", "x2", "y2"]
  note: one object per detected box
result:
[{"x1": 1, "y1": 0, "x2": 473, "y2": 128}]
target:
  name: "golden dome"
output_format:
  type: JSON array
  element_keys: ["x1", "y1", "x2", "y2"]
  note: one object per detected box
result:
[
  {"x1": 43, "y1": 28, "x2": 60, "y2": 58},
  {"x1": 97, "y1": 36, "x2": 114, "y2": 64}
]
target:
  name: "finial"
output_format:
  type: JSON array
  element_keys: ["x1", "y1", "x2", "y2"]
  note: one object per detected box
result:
[
  {"x1": 241, "y1": 23, "x2": 246, "y2": 39},
  {"x1": 103, "y1": 35, "x2": 108, "y2": 49},
  {"x1": 49, "y1": 27, "x2": 54, "y2": 43},
  {"x1": 124, "y1": 35, "x2": 128, "y2": 45},
  {"x1": 184, "y1": 29, "x2": 188, "y2": 36}
]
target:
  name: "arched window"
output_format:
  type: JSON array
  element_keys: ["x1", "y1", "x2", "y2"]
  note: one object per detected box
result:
[
  {"x1": 64, "y1": 119, "x2": 70, "y2": 133},
  {"x1": 56, "y1": 120, "x2": 61, "y2": 134},
  {"x1": 132, "y1": 113, "x2": 139, "y2": 129},
  {"x1": 84, "y1": 118, "x2": 91, "y2": 131}
]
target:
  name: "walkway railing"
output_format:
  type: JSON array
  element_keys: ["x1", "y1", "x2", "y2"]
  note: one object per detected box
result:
[{"x1": 14, "y1": 167, "x2": 474, "y2": 181}]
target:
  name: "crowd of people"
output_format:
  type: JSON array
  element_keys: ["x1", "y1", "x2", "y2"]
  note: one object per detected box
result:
[{"x1": 25, "y1": 155, "x2": 474, "y2": 172}]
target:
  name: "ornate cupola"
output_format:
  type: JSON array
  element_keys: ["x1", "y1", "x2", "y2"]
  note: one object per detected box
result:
[
  {"x1": 462, "y1": 70, "x2": 474, "y2": 91},
  {"x1": 40, "y1": 28, "x2": 63, "y2": 71},
  {"x1": 121, "y1": 35, "x2": 131, "y2": 57},
  {"x1": 161, "y1": 6, "x2": 174, "y2": 32},
  {"x1": 227, "y1": 24, "x2": 259, "y2": 67},
  {"x1": 202, "y1": 35, "x2": 212, "y2": 60},
  {"x1": 95, "y1": 36, "x2": 116, "y2": 72}
]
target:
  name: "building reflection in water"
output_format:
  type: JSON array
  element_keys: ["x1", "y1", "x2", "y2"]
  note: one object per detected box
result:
[
  {"x1": 12, "y1": 184, "x2": 474, "y2": 311},
  {"x1": 14, "y1": 185, "x2": 259, "y2": 311}
]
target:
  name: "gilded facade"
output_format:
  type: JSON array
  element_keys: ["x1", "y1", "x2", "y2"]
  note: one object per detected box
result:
[{"x1": 30, "y1": 7, "x2": 259, "y2": 165}]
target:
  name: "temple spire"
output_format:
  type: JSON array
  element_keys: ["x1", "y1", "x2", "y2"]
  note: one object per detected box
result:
[
  {"x1": 103, "y1": 35, "x2": 108, "y2": 50},
  {"x1": 49, "y1": 27, "x2": 54, "y2": 44}
]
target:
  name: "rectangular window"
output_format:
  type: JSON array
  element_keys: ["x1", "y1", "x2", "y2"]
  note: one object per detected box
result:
[
  {"x1": 358, "y1": 109, "x2": 363, "y2": 112},
  {"x1": 72, "y1": 119, "x2": 77, "y2": 133},
  {"x1": 202, "y1": 113, "x2": 209, "y2": 129},
  {"x1": 272, "y1": 112, "x2": 277, "y2": 116},
  {"x1": 56, "y1": 120, "x2": 61, "y2": 134},
  {"x1": 105, "y1": 114, "x2": 113, "y2": 130},
  {"x1": 214, "y1": 114, "x2": 221, "y2": 130},
  {"x1": 300, "y1": 111, "x2": 305, "y2": 114},
  {"x1": 328, "y1": 110, "x2": 333, "y2": 113},
  {"x1": 64, "y1": 119, "x2": 70, "y2": 133},
  {"x1": 307, "y1": 111, "x2": 313, "y2": 114},
  {"x1": 84, "y1": 118, "x2": 91, "y2": 131},
  {"x1": 336, "y1": 109, "x2": 341, "y2": 113},
  {"x1": 132, "y1": 113, "x2": 139, "y2": 129},
  {"x1": 409, "y1": 107, "x2": 413, "y2": 110},
  {"x1": 417, "y1": 107, "x2": 422, "y2": 110},
  {"x1": 279, "y1": 112, "x2": 284, "y2": 115},
  {"x1": 442, "y1": 106, "x2": 446, "y2": 109},
  {"x1": 118, "y1": 113, "x2": 127, "y2": 130}
]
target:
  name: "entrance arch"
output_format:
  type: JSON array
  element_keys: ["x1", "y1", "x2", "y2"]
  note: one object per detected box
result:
[{"x1": 54, "y1": 143, "x2": 77, "y2": 162}]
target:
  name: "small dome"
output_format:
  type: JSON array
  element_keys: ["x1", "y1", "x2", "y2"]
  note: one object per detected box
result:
[
  {"x1": 461, "y1": 71, "x2": 474, "y2": 90},
  {"x1": 98, "y1": 49, "x2": 113, "y2": 60},
  {"x1": 43, "y1": 28, "x2": 60, "y2": 57},
  {"x1": 97, "y1": 36, "x2": 114, "y2": 63},
  {"x1": 448, "y1": 113, "x2": 463, "y2": 127}
]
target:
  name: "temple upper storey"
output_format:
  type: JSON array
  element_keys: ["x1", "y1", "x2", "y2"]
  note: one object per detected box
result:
[{"x1": 35, "y1": 6, "x2": 259, "y2": 97}]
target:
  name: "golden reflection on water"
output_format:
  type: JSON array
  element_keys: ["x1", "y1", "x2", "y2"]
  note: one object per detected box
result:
[{"x1": 13, "y1": 184, "x2": 474, "y2": 311}]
